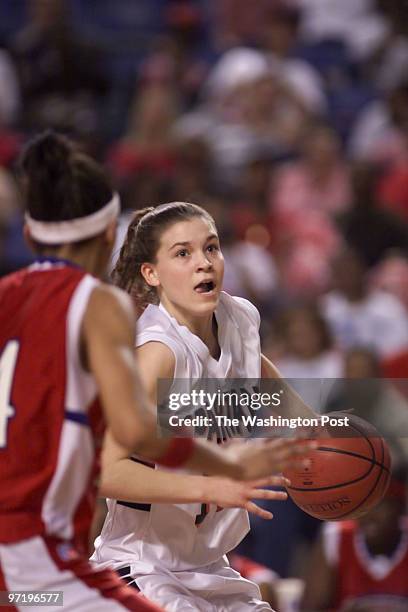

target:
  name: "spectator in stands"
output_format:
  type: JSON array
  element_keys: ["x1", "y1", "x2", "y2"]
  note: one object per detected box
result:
[
  {"x1": 172, "y1": 136, "x2": 214, "y2": 201},
  {"x1": 108, "y1": 81, "x2": 179, "y2": 183},
  {"x1": 10, "y1": 0, "x2": 108, "y2": 136},
  {"x1": 294, "y1": 0, "x2": 388, "y2": 62},
  {"x1": 272, "y1": 122, "x2": 351, "y2": 216},
  {"x1": 219, "y1": 222, "x2": 279, "y2": 316},
  {"x1": 0, "y1": 166, "x2": 33, "y2": 276},
  {"x1": 260, "y1": 3, "x2": 327, "y2": 115},
  {"x1": 349, "y1": 79, "x2": 408, "y2": 163},
  {"x1": 0, "y1": 49, "x2": 20, "y2": 127},
  {"x1": 326, "y1": 346, "x2": 408, "y2": 463},
  {"x1": 211, "y1": 0, "x2": 267, "y2": 50},
  {"x1": 337, "y1": 162, "x2": 408, "y2": 267},
  {"x1": 372, "y1": 253, "x2": 408, "y2": 310},
  {"x1": 176, "y1": 47, "x2": 309, "y2": 193},
  {"x1": 271, "y1": 304, "x2": 342, "y2": 410},
  {"x1": 373, "y1": 0, "x2": 408, "y2": 92},
  {"x1": 321, "y1": 248, "x2": 408, "y2": 358},
  {"x1": 379, "y1": 161, "x2": 408, "y2": 221}
]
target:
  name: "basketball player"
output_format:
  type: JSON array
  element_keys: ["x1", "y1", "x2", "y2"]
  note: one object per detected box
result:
[
  {"x1": 0, "y1": 136, "x2": 309, "y2": 612},
  {"x1": 92, "y1": 202, "x2": 319, "y2": 611},
  {"x1": 301, "y1": 467, "x2": 408, "y2": 611}
]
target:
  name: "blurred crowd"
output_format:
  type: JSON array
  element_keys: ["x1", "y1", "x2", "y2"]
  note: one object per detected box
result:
[{"x1": 0, "y1": 0, "x2": 407, "y2": 603}]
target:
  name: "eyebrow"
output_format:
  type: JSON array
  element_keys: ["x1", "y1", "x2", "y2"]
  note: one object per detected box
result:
[{"x1": 168, "y1": 234, "x2": 219, "y2": 251}]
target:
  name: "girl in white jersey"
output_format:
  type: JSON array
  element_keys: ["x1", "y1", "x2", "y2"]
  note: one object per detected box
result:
[{"x1": 92, "y1": 202, "x2": 317, "y2": 611}]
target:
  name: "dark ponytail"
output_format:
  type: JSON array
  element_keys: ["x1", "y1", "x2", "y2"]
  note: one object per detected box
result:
[
  {"x1": 19, "y1": 131, "x2": 113, "y2": 222},
  {"x1": 111, "y1": 207, "x2": 157, "y2": 307},
  {"x1": 111, "y1": 202, "x2": 215, "y2": 309}
]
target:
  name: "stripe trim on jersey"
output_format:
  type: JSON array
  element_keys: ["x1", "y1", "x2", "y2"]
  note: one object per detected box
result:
[
  {"x1": 117, "y1": 501, "x2": 152, "y2": 512},
  {"x1": 65, "y1": 410, "x2": 89, "y2": 426},
  {"x1": 129, "y1": 456, "x2": 155, "y2": 468},
  {"x1": 116, "y1": 566, "x2": 140, "y2": 590},
  {"x1": 116, "y1": 457, "x2": 153, "y2": 511},
  {"x1": 116, "y1": 457, "x2": 154, "y2": 512}
]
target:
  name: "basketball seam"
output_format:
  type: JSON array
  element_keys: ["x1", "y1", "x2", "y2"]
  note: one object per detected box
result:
[
  {"x1": 332, "y1": 433, "x2": 386, "y2": 520},
  {"x1": 316, "y1": 446, "x2": 389, "y2": 471},
  {"x1": 287, "y1": 423, "x2": 390, "y2": 520},
  {"x1": 287, "y1": 448, "x2": 376, "y2": 492}
]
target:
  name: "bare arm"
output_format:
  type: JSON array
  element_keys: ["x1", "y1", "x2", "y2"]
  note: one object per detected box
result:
[
  {"x1": 82, "y1": 285, "x2": 159, "y2": 454},
  {"x1": 100, "y1": 432, "x2": 290, "y2": 519},
  {"x1": 261, "y1": 353, "x2": 319, "y2": 420}
]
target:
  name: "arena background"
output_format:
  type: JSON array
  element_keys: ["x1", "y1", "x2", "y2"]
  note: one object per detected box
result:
[{"x1": 0, "y1": 1, "x2": 407, "y2": 609}]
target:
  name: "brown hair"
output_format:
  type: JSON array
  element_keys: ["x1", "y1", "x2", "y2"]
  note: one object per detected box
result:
[
  {"x1": 111, "y1": 201, "x2": 215, "y2": 308},
  {"x1": 278, "y1": 303, "x2": 333, "y2": 352}
]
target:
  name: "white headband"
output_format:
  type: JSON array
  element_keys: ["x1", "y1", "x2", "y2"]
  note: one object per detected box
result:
[{"x1": 25, "y1": 193, "x2": 121, "y2": 244}]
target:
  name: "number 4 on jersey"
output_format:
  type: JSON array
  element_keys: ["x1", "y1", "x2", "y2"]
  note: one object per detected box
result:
[{"x1": 0, "y1": 340, "x2": 19, "y2": 448}]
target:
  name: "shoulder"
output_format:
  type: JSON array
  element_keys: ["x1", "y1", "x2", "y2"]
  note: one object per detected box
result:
[
  {"x1": 136, "y1": 341, "x2": 175, "y2": 381},
  {"x1": 83, "y1": 283, "x2": 136, "y2": 342},
  {"x1": 138, "y1": 303, "x2": 174, "y2": 333},
  {"x1": 220, "y1": 292, "x2": 261, "y2": 329},
  {"x1": 136, "y1": 305, "x2": 183, "y2": 380},
  {"x1": 137, "y1": 304, "x2": 185, "y2": 354},
  {"x1": 87, "y1": 283, "x2": 135, "y2": 322}
]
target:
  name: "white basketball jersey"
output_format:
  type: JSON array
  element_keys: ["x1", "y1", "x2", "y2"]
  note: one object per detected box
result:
[{"x1": 92, "y1": 292, "x2": 261, "y2": 573}]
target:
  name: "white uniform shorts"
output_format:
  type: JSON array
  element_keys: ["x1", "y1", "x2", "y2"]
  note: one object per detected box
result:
[{"x1": 116, "y1": 557, "x2": 274, "y2": 612}]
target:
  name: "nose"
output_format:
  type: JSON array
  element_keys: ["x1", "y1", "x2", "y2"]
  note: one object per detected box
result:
[{"x1": 196, "y1": 252, "x2": 213, "y2": 271}]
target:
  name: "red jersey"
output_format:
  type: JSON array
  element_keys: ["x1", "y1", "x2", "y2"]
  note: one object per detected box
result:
[
  {"x1": 323, "y1": 519, "x2": 408, "y2": 611},
  {"x1": 0, "y1": 260, "x2": 102, "y2": 551}
]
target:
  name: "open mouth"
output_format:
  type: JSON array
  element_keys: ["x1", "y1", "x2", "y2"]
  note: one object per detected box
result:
[{"x1": 194, "y1": 280, "x2": 216, "y2": 294}]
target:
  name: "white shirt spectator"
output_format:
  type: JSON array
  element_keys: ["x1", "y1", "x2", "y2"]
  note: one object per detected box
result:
[
  {"x1": 268, "y1": 55, "x2": 327, "y2": 115},
  {"x1": 275, "y1": 351, "x2": 342, "y2": 413},
  {"x1": 375, "y1": 37, "x2": 408, "y2": 92},
  {"x1": 321, "y1": 289, "x2": 408, "y2": 358},
  {"x1": 348, "y1": 100, "x2": 407, "y2": 163},
  {"x1": 294, "y1": 0, "x2": 388, "y2": 60},
  {"x1": 222, "y1": 241, "x2": 278, "y2": 300}
]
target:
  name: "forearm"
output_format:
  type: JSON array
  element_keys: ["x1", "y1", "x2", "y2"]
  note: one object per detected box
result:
[
  {"x1": 100, "y1": 458, "x2": 210, "y2": 504},
  {"x1": 138, "y1": 437, "x2": 242, "y2": 479},
  {"x1": 184, "y1": 439, "x2": 242, "y2": 479}
]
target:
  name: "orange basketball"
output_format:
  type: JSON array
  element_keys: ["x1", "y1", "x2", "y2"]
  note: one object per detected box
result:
[{"x1": 283, "y1": 413, "x2": 391, "y2": 521}]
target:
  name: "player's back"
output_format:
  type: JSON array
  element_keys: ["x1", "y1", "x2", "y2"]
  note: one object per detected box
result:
[{"x1": 0, "y1": 260, "x2": 100, "y2": 549}]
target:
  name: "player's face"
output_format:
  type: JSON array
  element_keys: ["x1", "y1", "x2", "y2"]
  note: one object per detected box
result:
[{"x1": 148, "y1": 217, "x2": 224, "y2": 318}]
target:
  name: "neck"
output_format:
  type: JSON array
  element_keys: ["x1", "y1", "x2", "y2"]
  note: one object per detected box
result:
[
  {"x1": 41, "y1": 239, "x2": 107, "y2": 279},
  {"x1": 343, "y1": 286, "x2": 366, "y2": 302},
  {"x1": 160, "y1": 298, "x2": 220, "y2": 358},
  {"x1": 308, "y1": 161, "x2": 335, "y2": 181}
]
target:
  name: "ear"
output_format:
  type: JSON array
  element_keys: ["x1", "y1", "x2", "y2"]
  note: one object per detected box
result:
[{"x1": 141, "y1": 262, "x2": 160, "y2": 288}]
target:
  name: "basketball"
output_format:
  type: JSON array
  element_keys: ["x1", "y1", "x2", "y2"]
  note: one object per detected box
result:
[{"x1": 283, "y1": 413, "x2": 391, "y2": 521}]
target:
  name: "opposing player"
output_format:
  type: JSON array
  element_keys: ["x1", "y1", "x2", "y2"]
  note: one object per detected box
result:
[
  {"x1": 301, "y1": 467, "x2": 408, "y2": 611},
  {"x1": 0, "y1": 135, "x2": 310, "y2": 612},
  {"x1": 92, "y1": 202, "x2": 319, "y2": 611}
]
